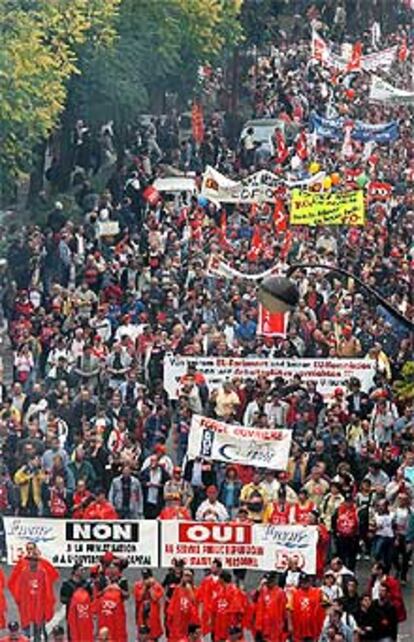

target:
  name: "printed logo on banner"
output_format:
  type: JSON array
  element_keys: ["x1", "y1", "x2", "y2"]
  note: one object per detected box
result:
[
  {"x1": 178, "y1": 522, "x2": 252, "y2": 544},
  {"x1": 66, "y1": 521, "x2": 139, "y2": 542},
  {"x1": 200, "y1": 428, "x2": 214, "y2": 457}
]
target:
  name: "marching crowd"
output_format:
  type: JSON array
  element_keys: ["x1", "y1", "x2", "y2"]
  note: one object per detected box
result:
[{"x1": 0, "y1": 1, "x2": 414, "y2": 641}]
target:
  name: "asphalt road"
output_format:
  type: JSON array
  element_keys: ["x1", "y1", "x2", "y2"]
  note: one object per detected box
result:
[{"x1": 2, "y1": 561, "x2": 413, "y2": 641}]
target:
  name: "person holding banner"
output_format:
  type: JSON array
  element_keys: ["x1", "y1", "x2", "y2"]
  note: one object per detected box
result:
[
  {"x1": 96, "y1": 564, "x2": 127, "y2": 642},
  {"x1": 287, "y1": 573, "x2": 325, "y2": 642}
]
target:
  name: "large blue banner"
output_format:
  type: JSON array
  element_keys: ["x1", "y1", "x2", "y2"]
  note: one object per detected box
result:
[{"x1": 309, "y1": 112, "x2": 399, "y2": 144}]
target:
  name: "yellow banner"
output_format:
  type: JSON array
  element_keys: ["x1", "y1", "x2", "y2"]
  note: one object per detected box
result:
[{"x1": 290, "y1": 189, "x2": 365, "y2": 225}]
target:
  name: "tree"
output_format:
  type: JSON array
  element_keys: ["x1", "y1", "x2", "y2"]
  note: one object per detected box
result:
[
  {"x1": 0, "y1": 0, "x2": 119, "y2": 201},
  {"x1": 70, "y1": 0, "x2": 243, "y2": 150},
  {"x1": 393, "y1": 362, "x2": 414, "y2": 403}
]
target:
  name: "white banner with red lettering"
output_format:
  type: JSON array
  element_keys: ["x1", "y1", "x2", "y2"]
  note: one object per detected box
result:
[
  {"x1": 161, "y1": 521, "x2": 317, "y2": 574},
  {"x1": 311, "y1": 31, "x2": 397, "y2": 73},
  {"x1": 163, "y1": 354, "x2": 376, "y2": 400},
  {"x1": 187, "y1": 415, "x2": 292, "y2": 470},
  {"x1": 3, "y1": 518, "x2": 158, "y2": 568}
]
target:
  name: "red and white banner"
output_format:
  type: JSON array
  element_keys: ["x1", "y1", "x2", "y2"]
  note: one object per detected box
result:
[
  {"x1": 311, "y1": 31, "x2": 397, "y2": 73},
  {"x1": 257, "y1": 304, "x2": 288, "y2": 337},
  {"x1": 161, "y1": 521, "x2": 317, "y2": 573},
  {"x1": 187, "y1": 415, "x2": 292, "y2": 470}
]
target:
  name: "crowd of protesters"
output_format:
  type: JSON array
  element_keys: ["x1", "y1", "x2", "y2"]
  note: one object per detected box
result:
[{"x1": 0, "y1": 1, "x2": 414, "y2": 641}]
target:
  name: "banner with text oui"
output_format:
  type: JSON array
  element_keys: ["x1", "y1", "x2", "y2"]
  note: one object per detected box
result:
[
  {"x1": 3, "y1": 518, "x2": 158, "y2": 568},
  {"x1": 188, "y1": 415, "x2": 292, "y2": 470},
  {"x1": 163, "y1": 354, "x2": 376, "y2": 401},
  {"x1": 290, "y1": 189, "x2": 364, "y2": 225},
  {"x1": 161, "y1": 521, "x2": 317, "y2": 574}
]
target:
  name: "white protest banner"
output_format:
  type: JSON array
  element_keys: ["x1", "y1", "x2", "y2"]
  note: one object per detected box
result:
[
  {"x1": 163, "y1": 354, "x2": 376, "y2": 401},
  {"x1": 97, "y1": 221, "x2": 120, "y2": 237},
  {"x1": 369, "y1": 75, "x2": 414, "y2": 104},
  {"x1": 312, "y1": 31, "x2": 397, "y2": 73},
  {"x1": 207, "y1": 255, "x2": 280, "y2": 281},
  {"x1": 202, "y1": 166, "x2": 282, "y2": 204},
  {"x1": 3, "y1": 518, "x2": 158, "y2": 567},
  {"x1": 161, "y1": 521, "x2": 317, "y2": 573},
  {"x1": 188, "y1": 414, "x2": 292, "y2": 470}
]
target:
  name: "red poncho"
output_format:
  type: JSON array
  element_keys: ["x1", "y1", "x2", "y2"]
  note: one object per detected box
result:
[
  {"x1": 211, "y1": 583, "x2": 245, "y2": 641},
  {"x1": 83, "y1": 499, "x2": 118, "y2": 520},
  {"x1": 8, "y1": 558, "x2": 58, "y2": 628},
  {"x1": 134, "y1": 580, "x2": 164, "y2": 639},
  {"x1": 167, "y1": 585, "x2": 199, "y2": 642},
  {"x1": 289, "y1": 586, "x2": 324, "y2": 642},
  {"x1": 0, "y1": 569, "x2": 6, "y2": 629},
  {"x1": 196, "y1": 574, "x2": 221, "y2": 634},
  {"x1": 254, "y1": 585, "x2": 287, "y2": 642},
  {"x1": 97, "y1": 584, "x2": 127, "y2": 642},
  {"x1": 68, "y1": 587, "x2": 94, "y2": 642}
]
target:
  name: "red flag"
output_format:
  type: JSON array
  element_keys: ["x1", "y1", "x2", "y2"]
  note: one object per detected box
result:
[
  {"x1": 399, "y1": 37, "x2": 408, "y2": 62},
  {"x1": 295, "y1": 131, "x2": 308, "y2": 161},
  {"x1": 257, "y1": 304, "x2": 288, "y2": 337},
  {"x1": 247, "y1": 225, "x2": 263, "y2": 262},
  {"x1": 143, "y1": 185, "x2": 161, "y2": 206},
  {"x1": 346, "y1": 41, "x2": 362, "y2": 72},
  {"x1": 192, "y1": 102, "x2": 205, "y2": 144},
  {"x1": 274, "y1": 129, "x2": 289, "y2": 164},
  {"x1": 273, "y1": 198, "x2": 287, "y2": 232},
  {"x1": 68, "y1": 587, "x2": 94, "y2": 642},
  {"x1": 280, "y1": 229, "x2": 293, "y2": 261},
  {"x1": 0, "y1": 569, "x2": 6, "y2": 629},
  {"x1": 311, "y1": 31, "x2": 328, "y2": 63}
]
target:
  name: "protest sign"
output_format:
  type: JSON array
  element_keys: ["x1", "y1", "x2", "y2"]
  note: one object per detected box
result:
[
  {"x1": 257, "y1": 304, "x2": 287, "y2": 337},
  {"x1": 369, "y1": 76, "x2": 414, "y2": 104},
  {"x1": 97, "y1": 221, "x2": 120, "y2": 237},
  {"x1": 163, "y1": 354, "x2": 376, "y2": 400},
  {"x1": 202, "y1": 166, "x2": 326, "y2": 204},
  {"x1": 207, "y1": 255, "x2": 279, "y2": 281},
  {"x1": 160, "y1": 521, "x2": 317, "y2": 573},
  {"x1": 187, "y1": 414, "x2": 292, "y2": 470},
  {"x1": 290, "y1": 189, "x2": 365, "y2": 225},
  {"x1": 3, "y1": 518, "x2": 158, "y2": 567},
  {"x1": 312, "y1": 31, "x2": 397, "y2": 73},
  {"x1": 309, "y1": 112, "x2": 399, "y2": 144}
]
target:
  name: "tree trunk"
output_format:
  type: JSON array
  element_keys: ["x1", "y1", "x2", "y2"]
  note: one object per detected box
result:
[{"x1": 27, "y1": 139, "x2": 47, "y2": 208}]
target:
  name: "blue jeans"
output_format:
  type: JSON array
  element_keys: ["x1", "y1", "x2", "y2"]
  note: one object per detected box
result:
[{"x1": 373, "y1": 535, "x2": 394, "y2": 572}]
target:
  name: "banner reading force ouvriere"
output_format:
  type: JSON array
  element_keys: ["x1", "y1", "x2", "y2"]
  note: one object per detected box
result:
[
  {"x1": 3, "y1": 518, "x2": 158, "y2": 567},
  {"x1": 161, "y1": 521, "x2": 317, "y2": 574},
  {"x1": 163, "y1": 354, "x2": 376, "y2": 400},
  {"x1": 187, "y1": 415, "x2": 292, "y2": 470}
]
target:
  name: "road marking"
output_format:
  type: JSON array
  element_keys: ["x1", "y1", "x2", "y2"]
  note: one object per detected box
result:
[{"x1": 46, "y1": 605, "x2": 66, "y2": 634}]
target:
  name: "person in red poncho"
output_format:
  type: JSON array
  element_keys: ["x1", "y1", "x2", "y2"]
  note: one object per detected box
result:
[
  {"x1": 134, "y1": 569, "x2": 164, "y2": 640},
  {"x1": 158, "y1": 497, "x2": 191, "y2": 521},
  {"x1": 8, "y1": 555, "x2": 54, "y2": 641},
  {"x1": 67, "y1": 584, "x2": 94, "y2": 642},
  {"x1": 287, "y1": 573, "x2": 325, "y2": 642},
  {"x1": 196, "y1": 558, "x2": 223, "y2": 636},
  {"x1": 96, "y1": 579, "x2": 127, "y2": 642},
  {"x1": 309, "y1": 510, "x2": 330, "y2": 579},
  {"x1": 0, "y1": 568, "x2": 6, "y2": 630},
  {"x1": 254, "y1": 572, "x2": 287, "y2": 642},
  {"x1": 167, "y1": 570, "x2": 199, "y2": 642},
  {"x1": 82, "y1": 488, "x2": 118, "y2": 520},
  {"x1": 210, "y1": 571, "x2": 246, "y2": 642},
  {"x1": 8, "y1": 543, "x2": 58, "y2": 640},
  {"x1": 0, "y1": 621, "x2": 29, "y2": 642}
]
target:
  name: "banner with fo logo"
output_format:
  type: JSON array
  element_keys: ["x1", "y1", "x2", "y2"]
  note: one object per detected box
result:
[
  {"x1": 188, "y1": 415, "x2": 292, "y2": 470},
  {"x1": 160, "y1": 521, "x2": 317, "y2": 574},
  {"x1": 3, "y1": 518, "x2": 158, "y2": 567}
]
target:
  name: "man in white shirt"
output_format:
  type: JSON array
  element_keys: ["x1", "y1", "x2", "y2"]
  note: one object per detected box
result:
[{"x1": 196, "y1": 485, "x2": 229, "y2": 522}]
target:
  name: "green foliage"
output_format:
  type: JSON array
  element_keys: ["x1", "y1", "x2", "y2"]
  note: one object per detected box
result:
[
  {"x1": 0, "y1": 0, "x2": 119, "y2": 189},
  {"x1": 74, "y1": 0, "x2": 243, "y2": 129},
  {"x1": 393, "y1": 361, "x2": 414, "y2": 402}
]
